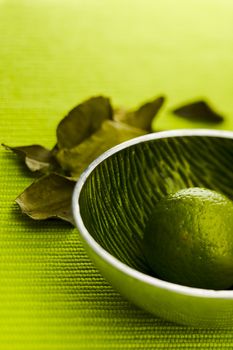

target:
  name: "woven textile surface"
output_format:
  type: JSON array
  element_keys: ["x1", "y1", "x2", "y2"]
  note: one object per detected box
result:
[{"x1": 0, "y1": 0, "x2": 233, "y2": 349}]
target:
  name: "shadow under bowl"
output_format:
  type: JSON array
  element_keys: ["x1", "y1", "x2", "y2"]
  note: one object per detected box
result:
[{"x1": 72, "y1": 129, "x2": 233, "y2": 328}]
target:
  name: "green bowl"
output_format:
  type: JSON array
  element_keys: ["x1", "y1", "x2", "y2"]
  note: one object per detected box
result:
[{"x1": 72, "y1": 129, "x2": 233, "y2": 328}]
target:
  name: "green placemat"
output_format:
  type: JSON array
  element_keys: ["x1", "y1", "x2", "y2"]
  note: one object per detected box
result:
[{"x1": 1, "y1": 1, "x2": 233, "y2": 349}]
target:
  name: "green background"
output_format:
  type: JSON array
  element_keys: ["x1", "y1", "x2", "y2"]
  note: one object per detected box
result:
[{"x1": 0, "y1": 0, "x2": 233, "y2": 348}]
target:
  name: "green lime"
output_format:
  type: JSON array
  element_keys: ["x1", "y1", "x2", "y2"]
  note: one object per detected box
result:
[{"x1": 143, "y1": 188, "x2": 233, "y2": 290}]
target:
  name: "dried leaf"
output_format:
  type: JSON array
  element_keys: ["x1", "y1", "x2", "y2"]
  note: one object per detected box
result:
[
  {"x1": 2, "y1": 144, "x2": 56, "y2": 173},
  {"x1": 172, "y1": 100, "x2": 224, "y2": 123},
  {"x1": 56, "y1": 96, "x2": 113, "y2": 149},
  {"x1": 114, "y1": 96, "x2": 165, "y2": 131},
  {"x1": 16, "y1": 173, "x2": 75, "y2": 224},
  {"x1": 56, "y1": 120, "x2": 146, "y2": 179}
]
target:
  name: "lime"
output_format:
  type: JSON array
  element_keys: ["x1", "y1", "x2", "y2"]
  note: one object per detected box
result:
[{"x1": 143, "y1": 188, "x2": 233, "y2": 290}]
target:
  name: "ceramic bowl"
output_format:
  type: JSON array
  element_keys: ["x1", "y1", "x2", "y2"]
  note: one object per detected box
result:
[{"x1": 72, "y1": 129, "x2": 233, "y2": 327}]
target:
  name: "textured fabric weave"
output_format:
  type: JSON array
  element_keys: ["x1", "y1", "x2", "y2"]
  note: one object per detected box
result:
[{"x1": 0, "y1": 1, "x2": 233, "y2": 348}]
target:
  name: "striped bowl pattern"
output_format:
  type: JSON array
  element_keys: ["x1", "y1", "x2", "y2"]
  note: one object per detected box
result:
[{"x1": 73, "y1": 130, "x2": 233, "y2": 327}]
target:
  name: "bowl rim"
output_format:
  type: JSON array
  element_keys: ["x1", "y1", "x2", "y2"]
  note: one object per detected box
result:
[{"x1": 72, "y1": 129, "x2": 233, "y2": 299}]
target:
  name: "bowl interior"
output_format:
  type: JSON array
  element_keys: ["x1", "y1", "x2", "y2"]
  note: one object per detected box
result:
[{"x1": 78, "y1": 133, "x2": 233, "y2": 278}]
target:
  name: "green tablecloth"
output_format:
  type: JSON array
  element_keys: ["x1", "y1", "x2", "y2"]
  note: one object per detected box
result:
[{"x1": 1, "y1": 1, "x2": 233, "y2": 348}]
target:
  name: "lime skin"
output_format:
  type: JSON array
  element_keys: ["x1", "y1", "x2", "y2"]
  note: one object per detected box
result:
[{"x1": 143, "y1": 188, "x2": 233, "y2": 290}]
